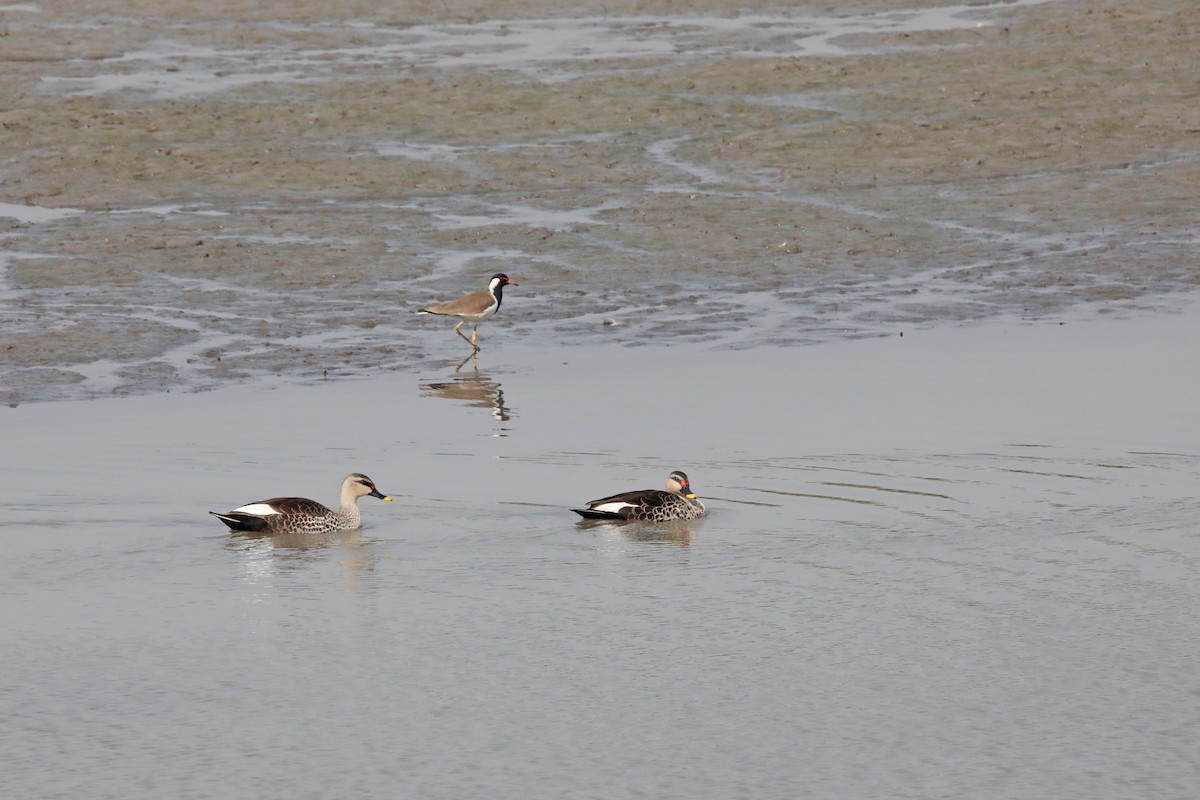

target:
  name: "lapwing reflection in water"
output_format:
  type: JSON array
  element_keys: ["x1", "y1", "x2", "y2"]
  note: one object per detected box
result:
[{"x1": 420, "y1": 368, "x2": 513, "y2": 430}]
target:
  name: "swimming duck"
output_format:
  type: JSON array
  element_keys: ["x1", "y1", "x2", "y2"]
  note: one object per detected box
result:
[
  {"x1": 210, "y1": 473, "x2": 392, "y2": 534},
  {"x1": 573, "y1": 470, "x2": 707, "y2": 522}
]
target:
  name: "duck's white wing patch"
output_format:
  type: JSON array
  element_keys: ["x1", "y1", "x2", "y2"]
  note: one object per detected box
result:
[
  {"x1": 591, "y1": 501, "x2": 636, "y2": 514},
  {"x1": 231, "y1": 502, "x2": 282, "y2": 516}
]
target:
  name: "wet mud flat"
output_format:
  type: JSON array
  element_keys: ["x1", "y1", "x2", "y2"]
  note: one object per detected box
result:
[{"x1": 1, "y1": 0, "x2": 1199, "y2": 402}]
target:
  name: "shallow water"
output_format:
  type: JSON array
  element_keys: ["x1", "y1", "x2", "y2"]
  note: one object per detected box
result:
[{"x1": 4, "y1": 304, "x2": 1199, "y2": 799}]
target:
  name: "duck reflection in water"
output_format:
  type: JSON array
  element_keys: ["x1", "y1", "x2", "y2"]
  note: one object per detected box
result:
[
  {"x1": 226, "y1": 527, "x2": 363, "y2": 550},
  {"x1": 225, "y1": 528, "x2": 378, "y2": 577},
  {"x1": 420, "y1": 364, "x2": 512, "y2": 426},
  {"x1": 575, "y1": 518, "x2": 699, "y2": 548}
]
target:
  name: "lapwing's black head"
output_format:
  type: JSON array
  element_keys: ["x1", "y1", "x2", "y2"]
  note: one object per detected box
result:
[{"x1": 491, "y1": 273, "x2": 517, "y2": 287}]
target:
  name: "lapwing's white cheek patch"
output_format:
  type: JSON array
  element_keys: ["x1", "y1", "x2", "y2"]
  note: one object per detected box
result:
[
  {"x1": 593, "y1": 502, "x2": 635, "y2": 514},
  {"x1": 232, "y1": 503, "x2": 282, "y2": 516}
]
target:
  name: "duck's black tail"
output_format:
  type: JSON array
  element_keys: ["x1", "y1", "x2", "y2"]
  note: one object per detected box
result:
[
  {"x1": 572, "y1": 508, "x2": 624, "y2": 520},
  {"x1": 209, "y1": 511, "x2": 268, "y2": 532}
]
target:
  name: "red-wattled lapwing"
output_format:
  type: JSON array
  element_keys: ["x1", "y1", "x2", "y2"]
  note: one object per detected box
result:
[
  {"x1": 572, "y1": 470, "x2": 707, "y2": 522},
  {"x1": 210, "y1": 473, "x2": 393, "y2": 535},
  {"x1": 418, "y1": 273, "x2": 518, "y2": 351}
]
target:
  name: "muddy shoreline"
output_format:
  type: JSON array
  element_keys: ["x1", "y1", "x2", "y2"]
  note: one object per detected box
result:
[{"x1": 2, "y1": 0, "x2": 1198, "y2": 403}]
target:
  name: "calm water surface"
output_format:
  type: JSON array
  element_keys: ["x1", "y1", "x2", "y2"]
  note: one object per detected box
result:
[{"x1": 4, "y1": 306, "x2": 1199, "y2": 799}]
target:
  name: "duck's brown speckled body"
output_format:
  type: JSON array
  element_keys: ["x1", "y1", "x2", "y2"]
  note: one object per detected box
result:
[
  {"x1": 211, "y1": 473, "x2": 392, "y2": 535},
  {"x1": 573, "y1": 470, "x2": 707, "y2": 522}
]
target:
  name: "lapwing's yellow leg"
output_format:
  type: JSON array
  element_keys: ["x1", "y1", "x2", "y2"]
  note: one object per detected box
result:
[
  {"x1": 471, "y1": 325, "x2": 479, "y2": 348},
  {"x1": 453, "y1": 320, "x2": 474, "y2": 346}
]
